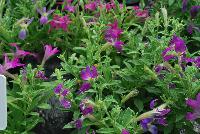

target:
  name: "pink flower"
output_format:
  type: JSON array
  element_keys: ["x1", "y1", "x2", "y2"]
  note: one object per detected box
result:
[
  {"x1": 42, "y1": 45, "x2": 59, "y2": 65},
  {"x1": 0, "y1": 54, "x2": 24, "y2": 75},
  {"x1": 49, "y1": 15, "x2": 71, "y2": 32}
]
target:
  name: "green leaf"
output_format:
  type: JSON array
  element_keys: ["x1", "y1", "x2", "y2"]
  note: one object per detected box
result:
[
  {"x1": 63, "y1": 123, "x2": 74, "y2": 129},
  {"x1": 134, "y1": 99, "x2": 144, "y2": 112},
  {"x1": 38, "y1": 103, "x2": 51, "y2": 110},
  {"x1": 168, "y1": 0, "x2": 175, "y2": 6},
  {"x1": 96, "y1": 128, "x2": 115, "y2": 133}
]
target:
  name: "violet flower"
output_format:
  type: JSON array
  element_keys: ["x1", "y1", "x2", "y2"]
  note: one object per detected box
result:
[
  {"x1": 78, "y1": 82, "x2": 91, "y2": 94},
  {"x1": 182, "y1": 0, "x2": 188, "y2": 12},
  {"x1": 49, "y1": 15, "x2": 71, "y2": 32},
  {"x1": 195, "y1": 57, "x2": 200, "y2": 68},
  {"x1": 162, "y1": 35, "x2": 187, "y2": 61},
  {"x1": 81, "y1": 66, "x2": 98, "y2": 80},
  {"x1": 75, "y1": 118, "x2": 83, "y2": 129},
  {"x1": 0, "y1": 54, "x2": 24, "y2": 75},
  {"x1": 60, "y1": 99, "x2": 71, "y2": 109},
  {"x1": 186, "y1": 93, "x2": 200, "y2": 121},
  {"x1": 18, "y1": 17, "x2": 34, "y2": 40},
  {"x1": 121, "y1": 129, "x2": 130, "y2": 134},
  {"x1": 37, "y1": 7, "x2": 54, "y2": 25},
  {"x1": 140, "y1": 100, "x2": 170, "y2": 134},
  {"x1": 54, "y1": 84, "x2": 70, "y2": 96},
  {"x1": 80, "y1": 99, "x2": 94, "y2": 115},
  {"x1": 35, "y1": 71, "x2": 47, "y2": 80},
  {"x1": 41, "y1": 45, "x2": 59, "y2": 66},
  {"x1": 54, "y1": 84, "x2": 63, "y2": 94},
  {"x1": 190, "y1": 6, "x2": 200, "y2": 19},
  {"x1": 53, "y1": 84, "x2": 71, "y2": 109}
]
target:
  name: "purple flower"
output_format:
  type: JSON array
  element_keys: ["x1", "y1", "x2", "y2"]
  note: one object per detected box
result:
[
  {"x1": 121, "y1": 129, "x2": 130, "y2": 134},
  {"x1": 61, "y1": 89, "x2": 70, "y2": 96},
  {"x1": 75, "y1": 119, "x2": 83, "y2": 129},
  {"x1": 150, "y1": 99, "x2": 158, "y2": 109},
  {"x1": 186, "y1": 93, "x2": 200, "y2": 121},
  {"x1": 194, "y1": 56, "x2": 200, "y2": 68},
  {"x1": 60, "y1": 99, "x2": 71, "y2": 108},
  {"x1": 168, "y1": 83, "x2": 176, "y2": 89},
  {"x1": 80, "y1": 99, "x2": 94, "y2": 115},
  {"x1": 85, "y1": 1, "x2": 97, "y2": 11},
  {"x1": 54, "y1": 84, "x2": 63, "y2": 94},
  {"x1": 162, "y1": 35, "x2": 186, "y2": 61},
  {"x1": 187, "y1": 24, "x2": 193, "y2": 34},
  {"x1": 182, "y1": 0, "x2": 188, "y2": 12},
  {"x1": 37, "y1": 7, "x2": 54, "y2": 25},
  {"x1": 149, "y1": 125, "x2": 158, "y2": 134},
  {"x1": 140, "y1": 118, "x2": 153, "y2": 131},
  {"x1": 42, "y1": 45, "x2": 59, "y2": 65},
  {"x1": 18, "y1": 17, "x2": 34, "y2": 40},
  {"x1": 105, "y1": 21, "x2": 123, "y2": 42},
  {"x1": 113, "y1": 41, "x2": 125, "y2": 52},
  {"x1": 35, "y1": 71, "x2": 47, "y2": 80},
  {"x1": 64, "y1": 5, "x2": 75, "y2": 13},
  {"x1": 81, "y1": 66, "x2": 98, "y2": 80},
  {"x1": 78, "y1": 82, "x2": 91, "y2": 94},
  {"x1": 190, "y1": 6, "x2": 200, "y2": 19},
  {"x1": 0, "y1": 54, "x2": 24, "y2": 75},
  {"x1": 140, "y1": 100, "x2": 170, "y2": 133},
  {"x1": 19, "y1": 29, "x2": 27, "y2": 40}
]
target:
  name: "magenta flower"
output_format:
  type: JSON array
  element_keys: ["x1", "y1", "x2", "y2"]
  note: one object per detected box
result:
[
  {"x1": 162, "y1": 35, "x2": 187, "y2": 61},
  {"x1": 37, "y1": 7, "x2": 54, "y2": 25},
  {"x1": 80, "y1": 99, "x2": 94, "y2": 115},
  {"x1": 78, "y1": 82, "x2": 91, "y2": 94},
  {"x1": 81, "y1": 66, "x2": 98, "y2": 80},
  {"x1": 186, "y1": 93, "x2": 200, "y2": 121},
  {"x1": 0, "y1": 54, "x2": 24, "y2": 75},
  {"x1": 49, "y1": 15, "x2": 71, "y2": 31},
  {"x1": 85, "y1": 1, "x2": 97, "y2": 11},
  {"x1": 135, "y1": 9, "x2": 149, "y2": 18},
  {"x1": 113, "y1": 40, "x2": 125, "y2": 52},
  {"x1": 140, "y1": 119, "x2": 158, "y2": 134},
  {"x1": 104, "y1": 0, "x2": 116, "y2": 11},
  {"x1": 105, "y1": 21, "x2": 123, "y2": 43},
  {"x1": 190, "y1": 6, "x2": 200, "y2": 19},
  {"x1": 42, "y1": 45, "x2": 59, "y2": 65},
  {"x1": 121, "y1": 129, "x2": 130, "y2": 134},
  {"x1": 18, "y1": 17, "x2": 34, "y2": 40},
  {"x1": 10, "y1": 43, "x2": 33, "y2": 58}
]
